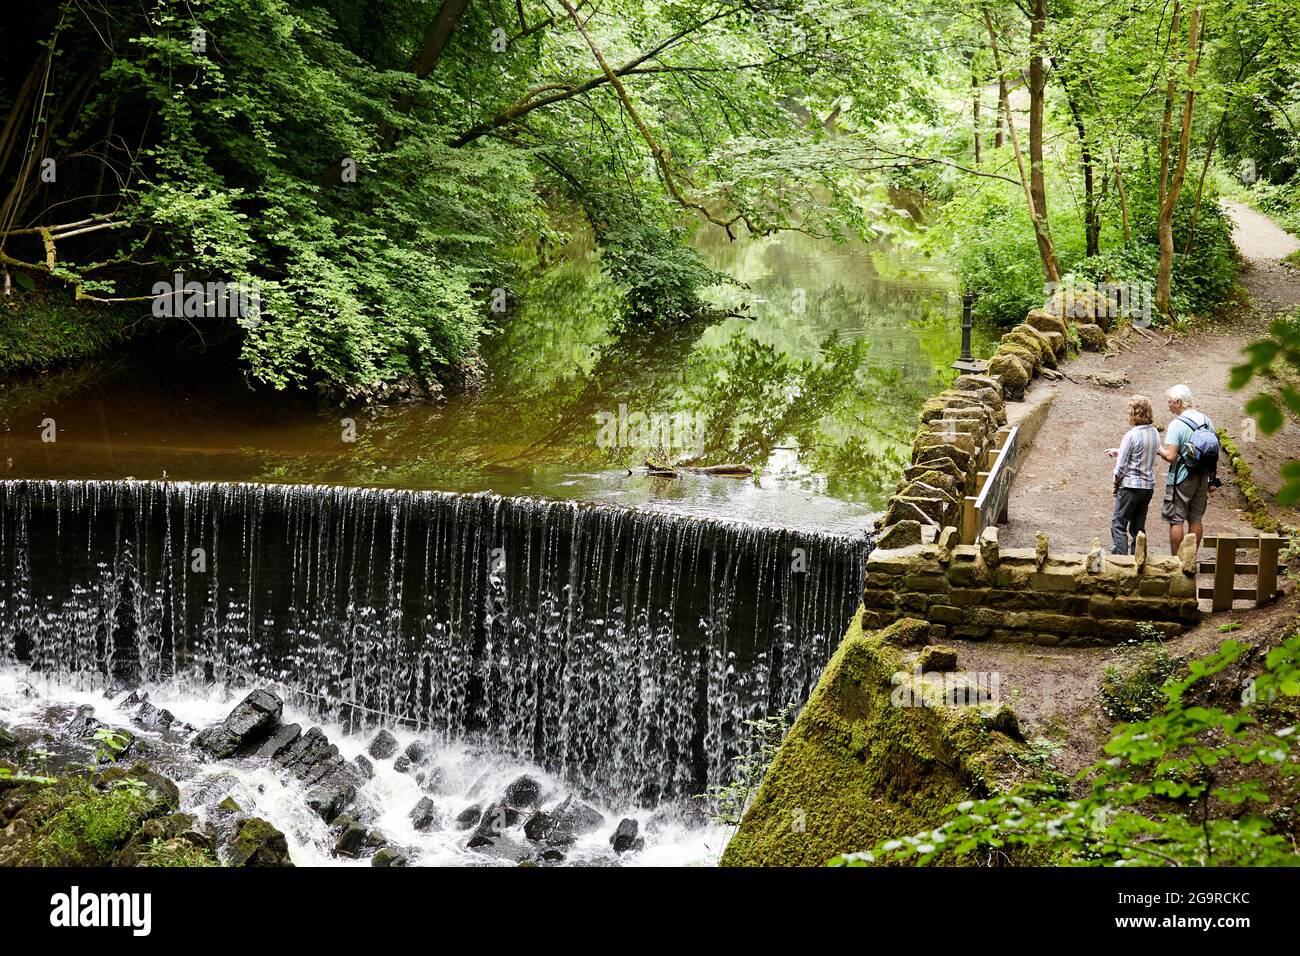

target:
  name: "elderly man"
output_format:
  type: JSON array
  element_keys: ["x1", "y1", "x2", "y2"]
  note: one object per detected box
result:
[{"x1": 1156, "y1": 384, "x2": 1214, "y2": 554}]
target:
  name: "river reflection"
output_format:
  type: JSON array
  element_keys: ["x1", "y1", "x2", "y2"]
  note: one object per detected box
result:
[{"x1": 0, "y1": 228, "x2": 991, "y2": 533}]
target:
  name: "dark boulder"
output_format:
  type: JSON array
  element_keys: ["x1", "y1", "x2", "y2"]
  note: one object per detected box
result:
[
  {"x1": 410, "y1": 796, "x2": 439, "y2": 832},
  {"x1": 610, "y1": 817, "x2": 643, "y2": 854},
  {"x1": 523, "y1": 811, "x2": 555, "y2": 842},
  {"x1": 367, "y1": 729, "x2": 399, "y2": 760},
  {"x1": 67, "y1": 704, "x2": 102, "y2": 739},
  {"x1": 333, "y1": 815, "x2": 387, "y2": 858},
  {"x1": 466, "y1": 803, "x2": 519, "y2": 848},
  {"x1": 239, "y1": 722, "x2": 301, "y2": 760},
  {"x1": 503, "y1": 775, "x2": 541, "y2": 810},
  {"x1": 193, "y1": 690, "x2": 283, "y2": 758},
  {"x1": 133, "y1": 700, "x2": 176, "y2": 732},
  {"x1": 354, "y1": 754, "x2": 374, "y2": 780},
  {"x1": 553, "y1": 796, "x2": 604, "y2": 839},
  {"x1": 403, "y1": 739, "x2": 431, "y2": 765},
  {"x1": 454, "y1": 803, "x2": 482, "y2": 830},
  {"x1": 274, "y1": 726, "x2": 361, "y2": 823},
  {"x1": 394, "y1": 755, "x2": 411, "y2": 774}
]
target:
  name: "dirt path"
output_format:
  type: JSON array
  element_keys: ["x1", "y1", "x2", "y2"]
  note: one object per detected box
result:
[{"x1": 1001, "y1": 201, "x2": 1300, "y2": 554}]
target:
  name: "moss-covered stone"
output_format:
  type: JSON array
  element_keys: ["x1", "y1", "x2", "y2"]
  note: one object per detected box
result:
[
  {"x1": 228, "y1": 816, "x2": 294, "y2": 867},
  {"x1": 720, "y1": 615, "x2": 1028, "y2": 867}
]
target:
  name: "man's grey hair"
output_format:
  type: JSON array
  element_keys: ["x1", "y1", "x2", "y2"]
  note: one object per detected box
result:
[{"x1": 1167, "y1": 383, "x2": 1194, "y2": 406}]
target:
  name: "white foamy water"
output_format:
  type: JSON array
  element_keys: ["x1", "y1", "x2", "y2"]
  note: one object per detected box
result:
[{"x1": 0, "y1": 669, "x2": 728, "y2": 867}]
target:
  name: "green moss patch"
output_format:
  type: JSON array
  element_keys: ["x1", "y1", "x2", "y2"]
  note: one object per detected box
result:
[{"x1": 720, "y1": 614, "x2": 1030, "y2": 867}]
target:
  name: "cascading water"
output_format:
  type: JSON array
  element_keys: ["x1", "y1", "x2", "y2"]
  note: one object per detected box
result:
[{"x1": 0, "y1": 479, "x2": 869, "y2": 809}]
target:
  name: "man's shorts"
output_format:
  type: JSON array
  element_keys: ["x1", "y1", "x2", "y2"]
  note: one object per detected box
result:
[{"x1": 1162, "y1": 473, "x2": 1209, "y2": 524}]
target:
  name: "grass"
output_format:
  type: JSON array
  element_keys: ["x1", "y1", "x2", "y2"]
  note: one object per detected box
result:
[
  {"x1": 0, "y1": 291, "x2": 143, "y2": 374},
  {"x1": 34, "y1": 780, "x2": 153, "y2": 865}
]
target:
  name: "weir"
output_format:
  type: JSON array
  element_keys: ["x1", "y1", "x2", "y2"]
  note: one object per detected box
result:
[{"x1": 0, "y1": 480, "x2": 868, "y2": 806}]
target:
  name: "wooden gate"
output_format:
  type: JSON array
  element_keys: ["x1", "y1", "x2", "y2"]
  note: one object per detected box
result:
[{"x1": 1198, "y1": 534, "x2": 1282, "y2": 611}]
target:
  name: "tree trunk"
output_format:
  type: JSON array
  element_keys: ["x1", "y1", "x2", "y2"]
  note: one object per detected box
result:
[
  {"x1": 1028, "y1": 0, "x2": 1048, "y2": 222},
  {"x1": 1156, "y1": 4, "x2": 1203, "y2": 318},
  {"x1": 995, "y1": 76, "x2": 1007, "y2": 147},
  {"x1": 972, "y1": 54, "x2": 982, "y2": 166},
  {"x1": 983, "y1": 7, "x2": 1059, "y2": 283},
  {"x1": 1060, "y1": 71, "x2": 1099, "y2": 256}
]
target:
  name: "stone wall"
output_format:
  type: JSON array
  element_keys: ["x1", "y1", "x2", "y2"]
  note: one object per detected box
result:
[
  {"x1": 879, "y1": 287, "x2": 1113, "y2": 537},
  {"x1": 862, "y1": 523, "x2": 1201, "y2": 646}
]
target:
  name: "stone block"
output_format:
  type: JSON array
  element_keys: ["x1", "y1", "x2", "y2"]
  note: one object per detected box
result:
[
  {"x1": 876, "y1": 521, "x2": 923, "y2": 550},
  {"x1": 928, "y1": 604, "x2": 966, "y2": 624},
  {"x1": 918, "y1": 645, "x2": 960, "y2": 672}
]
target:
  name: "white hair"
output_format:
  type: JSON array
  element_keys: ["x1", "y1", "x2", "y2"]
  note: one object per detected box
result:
[{"x1": 1167, "y1": 384, "x2": 1194, "y2": 406}]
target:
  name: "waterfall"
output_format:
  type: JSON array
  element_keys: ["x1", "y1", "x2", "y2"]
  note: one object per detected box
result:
[{"x1": 0, "y1": 480, "x2": 869, "y2": 806}]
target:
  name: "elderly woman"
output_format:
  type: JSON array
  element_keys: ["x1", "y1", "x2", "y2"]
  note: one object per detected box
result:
[{"x1": 1107, "y1": 395, "x2": 1160, "y2": 554}]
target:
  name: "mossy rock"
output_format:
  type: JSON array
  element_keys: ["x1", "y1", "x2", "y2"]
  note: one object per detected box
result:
[
  {"x1": 1076, "y1": 323, "x2": 1107, "y2": 351},
  {"x1": 1010, "y1": 324, "x2": 1057, "y2": 369},
  {"x1": 988, "y1": 352, "x2": 1030, "y2": 399},
  {"x1": 228, "y1": 816, "x2": 294, "y2": 867},
  {"x1": 1024, "y1": 308, "x2": 1068, "y2": 340},
  {"x1": 720, "y1": 615, "x2": 1029, "y2": 867},
  {"x1": 998, "y1": 341, "x2": 1042, "y2": 373}
]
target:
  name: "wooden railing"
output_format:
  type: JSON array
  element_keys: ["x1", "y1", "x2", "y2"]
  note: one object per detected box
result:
[
  {"x1": 1198, "y1": 534, "x2": 1282, "y2": 611},
  {"x1": 961, "y1": 424, "x2": 1019, "y2": 545}
]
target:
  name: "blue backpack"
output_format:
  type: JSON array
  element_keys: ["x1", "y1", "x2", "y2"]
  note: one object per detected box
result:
[{"x1": 1176, "y1": 414, "x2": 1219, "y2": 477}]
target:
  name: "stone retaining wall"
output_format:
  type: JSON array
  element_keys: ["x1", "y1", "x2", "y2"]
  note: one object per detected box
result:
[
  {"x1": 862, "y1": 523, "x2": 1200, "y2": 646},
  {"x1": 879, "y1": 287, "x2": 1112, "y2": 538}
]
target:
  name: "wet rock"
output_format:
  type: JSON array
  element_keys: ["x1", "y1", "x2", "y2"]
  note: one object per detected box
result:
[
  {"x1": 133, "y1": 700, "x2": 176, "y2": 732},
  {"x1": 523, "y1": 811, "x2": 555, "y2": 842},
  {"x1": 410, "y1": 796, "x2": 439, "y2": 832},
  {"x1": 274, "y1": 726, "x2": 361, "y2": 823},
  {"x1": 227, "y1": 816, "x2": 294, "y2": 867},
  {"x1": 504, "y1": 774, "x2": 541, "y2": 809},
  {"x1": 403, "y1": 739, "x2": 431, "y2": 765},
  {"x1": 333, "y1": 815, "x2": 387, "y2": 858},
  {"x1": 394, "y1": 755, "x2": 411, "y2": 774},
  {"x1": 367, "y1": 729, "x2": 399, "y2": 760},
  {"x1": 371, "y1": 847, "x2": 409, "y2": 867},
  {"x1": 422, "y1": 767, "x2": 444, "y2": 794},
  {"x1": 0, "y1": 723, "x2": 16, "y2": 753},
  {"x1": 455, "y1": 803, "x2": 482, "y2": 830},
  {"x1": 610, "y1": 817, "x2": 642, "y2": 854},
  {"x1": 193, "y1": 690, "x2": 283, "y2": 758},
  {"x1": 467, "y1": 803, "x2": 520, "y2": 848},
  {"x1": 469, "y1": 830, "x2": 534, "y2": 864},
  {"x1": 103, "y1": 680, "x2": 140, "y2": 701},
  {"x1": 552, "y1": 796, "x2": 604, "y2": 839},
  {"x1": 240, "y1": 722, "x2": 301, "y2": 760},
  {"x1": 67, "y1": 705, "x2": 102, "y2": 739},
  {"x1": 353, "y1": 754, "x2": 374, "y2": 780},
  {"x1": 540, "y1": 848, "x2": 566, "y2": 863}
]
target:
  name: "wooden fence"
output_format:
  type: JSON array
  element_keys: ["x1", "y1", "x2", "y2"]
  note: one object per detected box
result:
[
  {"x1": 1198, "y1": 534, "x2": 1282, "y2": 611},
  {"x1": 961, "y1": 424, "x2": 1019, "y2": 545}
]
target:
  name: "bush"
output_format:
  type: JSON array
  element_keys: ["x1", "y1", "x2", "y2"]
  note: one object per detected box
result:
[{"x1": 1100, "y1": 634, "x2": 1181, "y2": 722}]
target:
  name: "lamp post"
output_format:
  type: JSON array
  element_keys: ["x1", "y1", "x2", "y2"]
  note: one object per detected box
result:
[{"x1": 951, "y1": 292, "x2": 988, "y2": 373}]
